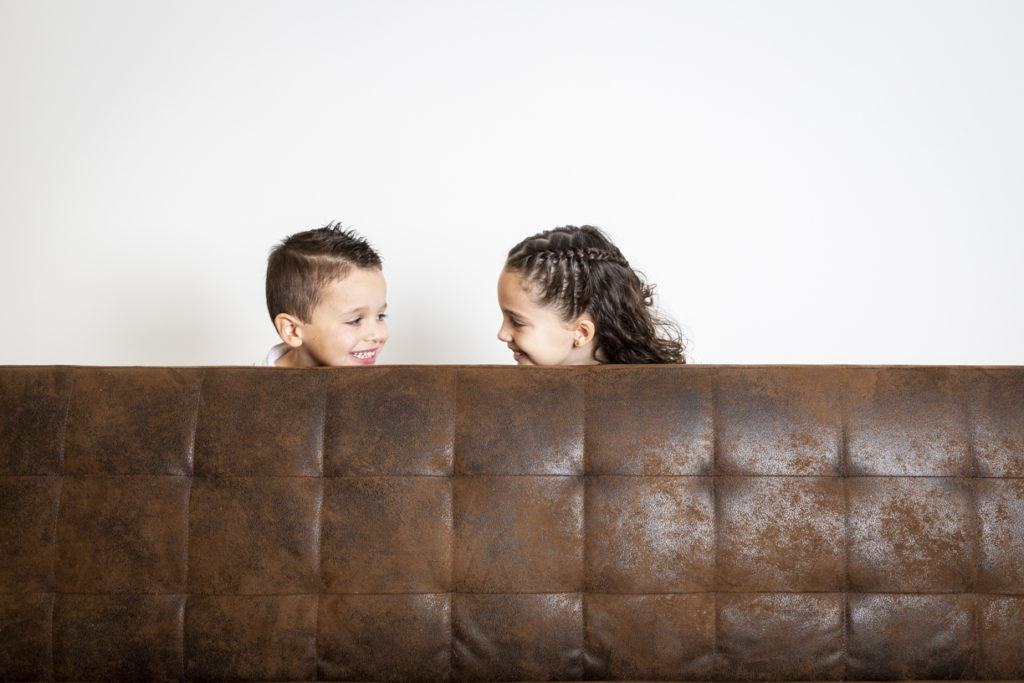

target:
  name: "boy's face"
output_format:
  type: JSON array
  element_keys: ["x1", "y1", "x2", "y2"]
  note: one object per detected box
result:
[
  {"x1": 290, "y1": 267, "x2": 388, "y2": 367},
  {"x1": 496, "y1": 269, "x2": 596, "y2": 366}
]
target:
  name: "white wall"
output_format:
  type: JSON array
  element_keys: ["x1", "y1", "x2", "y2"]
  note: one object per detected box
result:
[{"x1": 2, "y1": 0, "x2": 1022, "y2": 366}]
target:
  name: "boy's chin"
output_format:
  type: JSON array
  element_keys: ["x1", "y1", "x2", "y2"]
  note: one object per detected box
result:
[
  {"x1": 340, "y1": 357, "x2": 372, "y2": 367},
  {"x1": 307, "y1": 350, "x2": 381, "y2": 367}
]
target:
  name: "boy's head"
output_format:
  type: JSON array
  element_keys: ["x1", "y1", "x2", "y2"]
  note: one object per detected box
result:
[{"x1": 266, "y1": 222, "x2": 388, "y2": 367}]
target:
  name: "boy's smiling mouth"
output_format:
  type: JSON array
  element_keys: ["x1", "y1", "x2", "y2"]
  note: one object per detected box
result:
[{"x1": 350, "y1": 348, "x2": 379, "y2": 364}]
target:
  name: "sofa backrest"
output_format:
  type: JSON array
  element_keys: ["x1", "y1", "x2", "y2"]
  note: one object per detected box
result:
[{"x1": 1, "y1": 365, "x2": 1022, "y2": 681}]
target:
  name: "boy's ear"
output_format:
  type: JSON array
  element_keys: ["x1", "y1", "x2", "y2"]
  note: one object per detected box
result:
[
  {"x1": 572, "y1": 316, "x2": 597, "y2": 348},
  {"x1": 274, "y1": 313, "x2": 305, "y2": 349}
]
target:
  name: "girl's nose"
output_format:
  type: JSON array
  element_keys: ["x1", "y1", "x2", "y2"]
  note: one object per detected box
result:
[{"x1": 497, "y1": 323, "x2": 512, "y2": 342}]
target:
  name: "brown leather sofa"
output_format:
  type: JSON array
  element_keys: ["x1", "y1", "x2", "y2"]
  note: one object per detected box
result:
[{"x1": 2, "y1": 365, "x2": 1022, "y2": 681}]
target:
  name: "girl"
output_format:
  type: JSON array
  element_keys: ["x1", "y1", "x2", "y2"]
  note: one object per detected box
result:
[{"x1": 497, "y1": 225, "x2": 686, "y2": 365}]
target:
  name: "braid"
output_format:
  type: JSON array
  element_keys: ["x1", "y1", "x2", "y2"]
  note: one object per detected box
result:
[
  {"x1": 505, "y1": 225, "x2": 686, "y2": 364},
  {"x1": 530, "y1": 247, "x2": 629, "y2": 269}
]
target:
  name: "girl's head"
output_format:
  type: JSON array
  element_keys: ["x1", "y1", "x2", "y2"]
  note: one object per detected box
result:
[{"x1": 497, "y1": 225, "x2": 686, "y2": 365}]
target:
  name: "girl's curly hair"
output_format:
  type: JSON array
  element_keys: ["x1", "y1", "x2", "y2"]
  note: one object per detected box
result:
[{"x1": 504, "y1": 225, "x2": 686, "y2": 364}]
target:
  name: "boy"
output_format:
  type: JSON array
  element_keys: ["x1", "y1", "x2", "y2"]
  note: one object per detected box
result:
[{"x1": 263, "y1": 222, "x2": 388, "y2": 367}]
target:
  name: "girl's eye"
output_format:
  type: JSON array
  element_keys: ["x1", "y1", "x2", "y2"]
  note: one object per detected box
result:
[
  {"x1": 377, "y1": 312, "x2": 387, "y2": 321},
  {"x1": 347, "y1": 317, "x2": 362, "y2": 326},
  {"x1": 511, "y1": 318, "x2": 525, "y2": 328}
]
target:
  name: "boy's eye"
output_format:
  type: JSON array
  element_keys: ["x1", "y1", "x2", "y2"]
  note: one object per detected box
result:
[
  {"x1": 347, "y1": 317, "x2": 362, "y2": 326},
  {"x1": 377, "y1": 312, "x2": 387, "y2": 321}
]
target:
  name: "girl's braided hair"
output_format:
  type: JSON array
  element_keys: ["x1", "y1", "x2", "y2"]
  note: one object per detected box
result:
[{"x1": 504, "y1": 225, "x2": 686, "y2": 364}]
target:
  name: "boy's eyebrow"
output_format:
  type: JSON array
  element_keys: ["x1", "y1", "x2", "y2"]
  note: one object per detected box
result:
[{"x1": 340, "y1": 302, "x2": 387, "y2": 316}]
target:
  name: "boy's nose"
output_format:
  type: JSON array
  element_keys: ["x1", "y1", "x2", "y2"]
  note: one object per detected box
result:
[{"x1": 368, "y1": 320, "x2": 387, "y2": 343}]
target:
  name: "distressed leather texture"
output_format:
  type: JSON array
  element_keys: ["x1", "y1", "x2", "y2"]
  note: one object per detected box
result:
[{"x1": 1, "y1": 365, "x2": 1022, "y2": 681}]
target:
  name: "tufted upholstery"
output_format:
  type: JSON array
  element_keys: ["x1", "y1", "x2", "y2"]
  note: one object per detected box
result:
[{"x1": 1, "y1": 365, "x2": 1023, "y2": 681}]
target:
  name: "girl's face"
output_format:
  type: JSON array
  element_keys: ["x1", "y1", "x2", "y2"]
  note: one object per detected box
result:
[{"x1": 496, "y1": 269, "x2": 599, "y2": 366}]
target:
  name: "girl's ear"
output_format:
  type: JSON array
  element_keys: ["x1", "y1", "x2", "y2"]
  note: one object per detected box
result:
[
  {"x1": 274, "y1": 313, "x2": 305, "y2": 349},
  {"x1": 572, "y1": 316, "x2": 597, "y2": 348}
]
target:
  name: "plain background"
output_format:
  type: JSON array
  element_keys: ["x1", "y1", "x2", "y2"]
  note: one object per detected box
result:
[{"x1": 2, "y1": 0, "x2": 1022, "y2": 366}]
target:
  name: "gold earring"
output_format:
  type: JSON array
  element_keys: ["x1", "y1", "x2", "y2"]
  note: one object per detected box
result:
[{"x1": 573, "y1": 339, "x2": 580, "y2": 348}]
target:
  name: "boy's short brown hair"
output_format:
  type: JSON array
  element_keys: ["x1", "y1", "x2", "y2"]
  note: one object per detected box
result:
[{"x1": 266, "y1": 222, "x2": 382, "y2": 323}]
